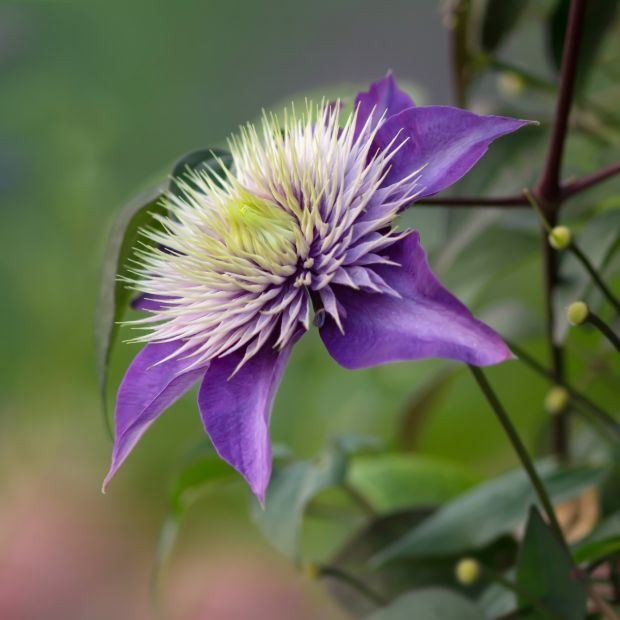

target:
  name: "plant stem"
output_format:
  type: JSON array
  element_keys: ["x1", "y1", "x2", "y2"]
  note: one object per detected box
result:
[
  {"x1": 507, "y1": 342, "x2": 620, "y2": 440},
  {"x1": 563, "y1": 161, "x2": 620, "y2": 198},
  {"x1": 448, "y1": 0, "x2": 472, "y2": 108},
  {"x1": 411, "y1": 161, "x2": 620, "y2": 210},
  {"x1": 341, "y1": 481, "x2": 377, "y2": 518},
  {"x1": 318, "y1": 566, "x2": 387, "y2": 606},
  {"x1": 534, "y1": 0, "x2": 587, "y2": 460},
  {"x1": 468, "y1": 366, "x2": 568, "y2": 549},
  {"x1": 414, "y1": 194, "x2": 528, "y2": 207},
  {"x1": 536, "y1": 0, "x2": 586, "y2": 207},
  {"x1": 570, "y1": 242, "x2": 620, "y2": 313},
  {"x1": 586, "y1": 313, "x2": 620, "y2": 353},
  {"x1": 542, "y1": 216, "x2": 568, "y2": 459}
]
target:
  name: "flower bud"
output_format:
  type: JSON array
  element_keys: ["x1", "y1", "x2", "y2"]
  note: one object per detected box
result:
[
  {"x1": 497, "y1": 72, "x2": 525, "y2": 98},
  {"x1": 545, "y1": 386, "x2": 569, "y2": 415},
  {"x1": 567, "y1": 301, "x2": 589, "y2": 326},
  {"x1": 455, "y1": 557, "x2": 481, "y2": 586},
  {"x1": 548, "y1": 226, "x2": 572, "y2": 251}
]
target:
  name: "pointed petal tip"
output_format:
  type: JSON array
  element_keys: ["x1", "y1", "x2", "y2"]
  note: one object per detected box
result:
[
  {"x1": 254, "y1": 488, "x2": 267, "y2": 508},
  {"x1": 467, "y1": 337, "x2": 515, "y2": 367},
  {"x1": 101, "y1": 466, "x2": 116, "y2": 494}
]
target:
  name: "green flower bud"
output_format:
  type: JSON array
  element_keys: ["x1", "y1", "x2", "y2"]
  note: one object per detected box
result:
[
  {"x1": 497, "y1": 72, "x2": 525, "y2": 98},
  {"x1": 548, "y1": 226, "x2": 572, "y2": 251},
  {"x1": 567, "y1": 301, "x2": 589, "y2": 326},
  {"x1": 455, "y1": 557, "x2": 481, "y2": 586},
  {"x1": 545, "y1": 386, "x2": 569, "y2": 415}
]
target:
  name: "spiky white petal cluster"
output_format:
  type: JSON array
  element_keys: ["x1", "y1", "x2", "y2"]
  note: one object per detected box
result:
[{"x1": 128, "y1": 102, "x2": 422, "y2": 371}]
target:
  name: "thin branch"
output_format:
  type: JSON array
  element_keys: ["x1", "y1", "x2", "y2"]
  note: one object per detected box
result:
[
  {"x1": 535, "y1": 0, "x2": 586, "y2": 461},
  {"x1": 570, "y1": 242, "x2": 620, "y2": 313},
  {"x1": 536, "y1": 0, "x2": 586, "y2": 206},
  {"x1": 318, "y1": 566, "x2": 387, "y2": 606},
  {"x1": 414, "y1": 194, "x2": 528, "y2": 207},
  {"x1": 563, "y1": 161, "x2": 620, "y2": 198},
  {"x1": 507, "y1": 341, "x2": 620, "y2": 441},
  {"x1": 542, "y1": 217, "x2": 568, "y2": 458},
  {"x1": 468, "y1": 366, "x2": 569, "y2": 550},
  {"x1": 410, "y1": 161, "x2": 620, "y2": 210},
  {"x1": 586, "y1": 313, "x2": 620, "y2": 353}
]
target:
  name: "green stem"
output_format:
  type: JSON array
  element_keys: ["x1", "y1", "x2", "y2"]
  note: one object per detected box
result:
[
  {"x1": 507, "y1": 341, "x2": 620, "y2": 440},
  {"x1": 342, "y1": 481, "x2": 377, "y2": 518},
  {"x1": 318, "y1": 566, "x2": 387, "y2": 606},
  {"x1": 570, "y1": 242, "x2": 620, "y2": 314},
  {"x1": 586, "y1": 312, "x2": 620, "y2": 353},
  {"x1": 468, "y1": 366, "x2": 568, "y2": 550}
]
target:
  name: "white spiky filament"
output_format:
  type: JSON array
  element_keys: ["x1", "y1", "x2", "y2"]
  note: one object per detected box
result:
[{"x1": 126, "y1": 101, "x2": 424, "y2": 372}]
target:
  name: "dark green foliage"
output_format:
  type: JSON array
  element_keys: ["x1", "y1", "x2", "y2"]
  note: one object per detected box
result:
[
  {"x1": 95, "y1": 182, "x2": 166, "y2": 433},
  {"x1": 481, "y1": 0, "x2": 530, "y2": 53},
  {"x1": 367, "y1": 588, "x2": 485, "y2": 620},
  {"x1": 374, "y1": 463, "x2": 603, "y2": 563},
  {"x1": 547, "y1": 0, "x2": 620, "y2": 95},
  {"x1": 516, "y1": 507, "x2": 587, "y2": 620}
]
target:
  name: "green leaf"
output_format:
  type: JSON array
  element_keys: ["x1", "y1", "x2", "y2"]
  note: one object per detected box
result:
[
  {"x1": 573, "y1": 510, "x2": 620, "y2": 563},
  {"x1": 367, "y1": 588, "x2": 484, "y2": 620},
  {"x1": 152, "y1": 446, "x2": 238, "y2": 597},
  {"x1": 347, "y1": 454, "x2": 480, "y2": 514},
  {"x1": 95, "y1": 182, "x2": 167, "y2": 434},
  {"x1": 574, "y1": 536, "x2": 620, "y2": 564},
  {"x1": 253, "y1": 441, "x2": 355, "y2": 557},
  {"x1": 397, "y1": 369, "x2": 458, "y2": 451},
  {"x1": 516, "y1": 507, "x2": 587, "y2": 620},
  {"x1": 480, "y1": 0, "x2": 529, "y2": 53},
  {"x1": 169, "y1": 451, "x2": 237, "y2": 514},
  {"x1": 373, "y1": 462, "x2": 604, "y2": 563},
  {"x1": 324, "y1": 510, "x2": 516, "y2": 617},
  {"x1": 547, "y1": 0, "x2": 620, "y2": 95},
  {"x1": 95, "y1": 149, "x2": 234, "y2": 435}
]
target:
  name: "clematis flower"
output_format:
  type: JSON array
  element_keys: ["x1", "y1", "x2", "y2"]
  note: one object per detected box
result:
[{"x1": 103, "y1": 73, "x2": 529, "y2": 502}]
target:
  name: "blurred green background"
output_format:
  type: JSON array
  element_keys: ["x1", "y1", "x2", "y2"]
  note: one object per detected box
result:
[{"x1": 1, "y1": 1, "x2": 619, "y2": 619}]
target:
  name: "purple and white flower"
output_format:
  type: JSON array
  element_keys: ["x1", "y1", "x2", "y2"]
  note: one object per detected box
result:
[{"x1": 104, "y1": 73, "x2": 529, "y2": 502}]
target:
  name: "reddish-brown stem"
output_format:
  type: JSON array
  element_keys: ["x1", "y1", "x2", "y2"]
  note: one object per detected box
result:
[
  {"x1": 536, "y1": 0, "x2": 586, "y2": 209},
  {"x1": 411, "y1": 159, "x2": 620, "y2": 209},
  {"x1": 415, "y1": 194, "x2": 528, "y2": 207},
  {"x1": 535, "y1": 0, "x2": 586, "y2": 460},
  {"x1": 563, "y1": 161, "x2": 620, "y2": 198}
]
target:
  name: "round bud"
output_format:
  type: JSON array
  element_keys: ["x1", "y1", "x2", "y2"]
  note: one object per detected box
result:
[
  {"x1": 567, "y1": 301, "x2": 589, "y2": 326},
  {"x1": 548, "y1": 226, "x2": 572, "y2": 251},
  {"x1": 545, "y1": 386, "x2": 569, "y2": 415},
  {"x1": 497, "y1": 72, "x2": 525, "y2": 98},
  {"x1": 455, "y1": 557, "x2": 481, "y2": 586}
]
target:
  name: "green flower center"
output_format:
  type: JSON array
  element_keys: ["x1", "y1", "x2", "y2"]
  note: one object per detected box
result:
[{"x1": 224, "y1": 191, "x2": 297, "y2": 261}]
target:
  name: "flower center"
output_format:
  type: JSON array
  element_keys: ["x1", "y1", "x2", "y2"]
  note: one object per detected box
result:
[{"x1": 222, "y1": 191, "x2": 297, "y2": 263}]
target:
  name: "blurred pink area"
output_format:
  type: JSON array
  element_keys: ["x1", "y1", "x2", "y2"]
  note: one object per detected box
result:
[
  {"x1": 0, "y1": 471, "x2": 152, "y2": 620},
  {"x1": 0, "y1": 459, "x2": 346, "y2": 620},
  {"x1": 167, "y1": 553, "x2": 345, "y2": 620}
]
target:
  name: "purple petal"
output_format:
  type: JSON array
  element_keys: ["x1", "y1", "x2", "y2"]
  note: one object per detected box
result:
[
  {"x1": 103, "y1": 341, "x2": 206, "y2": 490},
  {"x1": 355, "y1": 71, "x2": 415, "y2": 133},
  {"x1": 197, "y1": 338, "x2": 297, "y2": 503},
  {"x1": 374, "y1": 105, "x2": 531, "y2": 200},
  {"x1": 320, "y1": 232, "x2": 512, "y2": 369}
]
